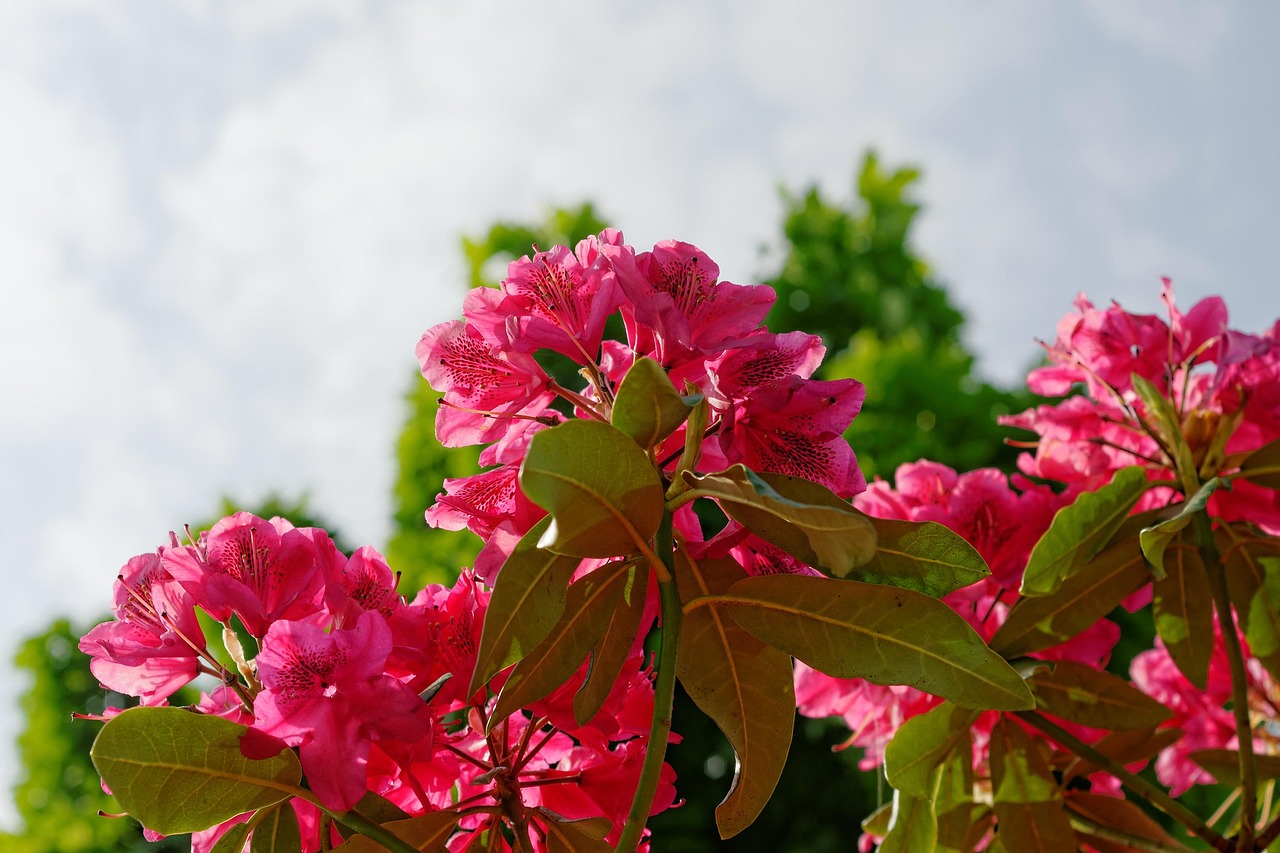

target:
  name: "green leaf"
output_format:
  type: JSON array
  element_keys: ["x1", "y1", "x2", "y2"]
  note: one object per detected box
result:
[
  {"x1": 1028, "y1": 661, "x2": 1172, "y2": 730},
  {"x1": 719, "y1": 574, "x2": 1034, "y2": 710},
  {"x1": 1131, "y1": 373, "x2": 1198, "y2": 488},
  {"x1": 90, "y1": 706, "x2": 302, "y2": 836},
  {"x1": 883, "y1": 702, "x2": 977, "y2": 799},
  {"x1": 611, "y1": 356, "x2": 697, "y2": 448},
  {"x1": 1021, "y1": 466, "x2": 1149, "y2": 597},
  {"x1": 1188, "y1": 749, "x2": 1280, "y2": 788},
  {"x1": 681, "y1": 466, "x2": 876, "y2": 576},
  {"x1": 674, "y1": 551, "x2": 795, "y2": 839},
  {"x1": 1152, "y1": 531, "x2": 1213, "y2": 689},
  {"x1": 468, "y1": 517, "x2": 581, "y2": 695},
  {"x1": 993, "y1": 536, "x2": 1150, "y2": 658},
  {"x1": 535, "y1": 808, "x2": 612, "y2": 840},
  {"x1": 934, "y1": 751, "x2": 984, "y2": 853},
  {"x1": 1237, "y1": 436, "x2": 1280, "y2": 490},
  {"x1": 848, "y1": 516, "x2": 989, "y2": 597},
  {"x1": 333, "y1": 810, "x2": 461, "y2": 852},
  {"x1": 1066, "y1": 792, "x2": 1179, "y2": 852},
  {"x1": 1138, "y1": 477, "x2": 1220, "y2": 579},
  {"x1": 251, "y1": 802, "x2": 300, "y2": 853},
  {"x1": 574, "y1": 562, "x2": 650, "y2": 726},
  {"x1": 861, "y1": 801, "x2": 893, "y2": 837},
  {"x1": 490, "y1": 563, "x2": 629, "y2": 726},
  {"x1": 520, "y1": 420, "x2": 664, "y2": 558},
  {"x1": 988, "y1": 718, "x2": 1076, "y2": 853},
  {"x1": 878, "y1": 790, "x2": 937, "y2": 853},
  {"x1": 1222, "y1": 530, "x2": 1280, "y2": 683},
  {"x1": 351, "y1": 791, "x2": 411, "y2": 826}
]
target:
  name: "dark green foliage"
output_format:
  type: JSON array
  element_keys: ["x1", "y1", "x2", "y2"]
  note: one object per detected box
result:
[
  {"x1": 0, "y1": 620, "x2": 188, "y2": 853},
  {"x1": 461, "y1": 203, "x2": 609, "y2": 289},
  {"x1": 765, "y1": 152, "x2": 1033, "y2": 478}
]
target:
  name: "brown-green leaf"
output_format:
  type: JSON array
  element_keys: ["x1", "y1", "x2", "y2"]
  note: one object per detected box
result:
[
  {"x1": 90, "y1": 706, "x2": 302, "y2": 836},
  {"x1": 1238, "y1": 436, "x2": 1280, "y2": 490},
  {"x1": 989, "y1": 718, "x2": 1076, "y2": 853},
  {"x1": 718, "y1": 575, "x2": 1033, "y2": 710},
  {"x1": 1066, "y1": 792, "x2": 1179, "y2": 852},
  {"x1": 674, "y1": 551, "x2": 794, "y2": 839},
  {"x1": 1028, "y1": 661, "x2": 1172, "y2": 730},
  {"x1": 1188, "y1": 749, "x2": 1280, "y2": 788},
  {"x1": 1021, "y1": 466, "x2": 1149, "y2": 597},
  {"x1": 847, "y1": 516, "x2": 990, "y2": 597},
  {"x1": 681, "y1": 467, "x2": 876, "y2": 577},
  {"x1": 1062, "y1": 726, "x2": 1182, "y2": 784},
  {"x1": 935, "y1": 751, "x2": 984, "y2": 853},
  {"x1": 574, "y1": 563, "x2": 650, "y2": 726},
  {"x1": 993, "y1": 536, "x2": 1150, "y2": 658},
  {"x1": 611, "y1": 356, "x2": 698, "y2": 448},
  {"x1": 469, "y1": 517, "x2": 581, "y2": 695},
  {"x1": 1152, "y1": 532, "x2": 1213, "y2": 689},
  {"x1": 490, "y1": 563, "x2": 629, "y2": 725},
  {"x1": 251, "y1": 802, "x2": 300, "y2": 853},
  {"x1": 1222, "y1": 527, "x2": 1280, "y2": 683},
  {"x1": 520, "y1": 419, "x2": 664, "y2": 558},
  {"x1": 332, "y1": 810, "x2": 460, "y2": 852}
]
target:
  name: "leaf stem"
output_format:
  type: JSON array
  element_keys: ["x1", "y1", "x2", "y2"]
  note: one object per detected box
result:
[
  {"x1": 615, "y1": 513, "x2": 681, "y2": 852},
  {"x1": 1194, "y1": 510, "x2": 1258, "y2": 851},
  {"x1": 1016, "y1": 710, "x2": 1231, "y2": 852}
]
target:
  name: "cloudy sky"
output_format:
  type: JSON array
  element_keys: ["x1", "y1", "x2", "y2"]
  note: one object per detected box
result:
[{"x1": 2, "y1": 0, "x2": 1277, "y2": 827}]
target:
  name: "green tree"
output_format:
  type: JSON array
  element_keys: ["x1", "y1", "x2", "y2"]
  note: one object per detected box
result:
[{"x1": 765, "y1": 151, "x2": 1033, "y2": 478}]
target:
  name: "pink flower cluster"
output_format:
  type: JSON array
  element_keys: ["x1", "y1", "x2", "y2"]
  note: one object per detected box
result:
[
  {"x1": 1002, "y1": 281, "x2": 1280, "y2": 530},
  {"x1": 80, "y1": 512, "x2": 674, "y2": 852},
  {"x1": 417, "y1": 230, "x2": 867, "y2": 582},
  {"x1": 794, "y1": 462, "x2": 1119, "y2": 775}
]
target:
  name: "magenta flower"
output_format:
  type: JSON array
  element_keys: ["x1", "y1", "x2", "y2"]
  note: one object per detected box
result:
[
  {"x1": 78, "y1": 552, "x2": 205, "y2": 704},
  {"x1": 161, "y1": 512, "x2": 326, "y2": 638},
  {"x1": 250, "y1": 610, "x2": 430, "y2": 810}
]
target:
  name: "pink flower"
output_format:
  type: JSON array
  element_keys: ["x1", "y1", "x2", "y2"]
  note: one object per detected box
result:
[
  {"x1": 161, "y1": 513, "x2": 326, "y2": 638},
  {"x1": 78, "y1": 552, "x2": 205, "y2": 704},
  {"x1": 250, "y1": 611, "x2": 431, "y2": 809}
]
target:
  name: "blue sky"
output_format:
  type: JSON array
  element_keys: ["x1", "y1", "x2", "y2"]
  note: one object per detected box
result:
[{"x1": 1, "y1": 0, "x2": 1277, "y2": 826}]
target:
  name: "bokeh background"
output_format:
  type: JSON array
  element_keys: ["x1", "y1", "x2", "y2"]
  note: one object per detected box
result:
[{"x1": 2, "y1": 1, "x2": 1278, "y2": 847}]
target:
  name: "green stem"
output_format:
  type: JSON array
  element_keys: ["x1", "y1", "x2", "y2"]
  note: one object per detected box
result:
[
  {"x1": 284, "y1": 788, "x2": 422, "y2": 853},
  {"x1": 1195, "y1": 510, "x2": 1258, "y2": 852},
  {"x1": 1017, "y1": 711, "x2": 1231, "y2": 852},
  {"x1": 615, "y1": 514, "x2": 682, "y2": 853}
]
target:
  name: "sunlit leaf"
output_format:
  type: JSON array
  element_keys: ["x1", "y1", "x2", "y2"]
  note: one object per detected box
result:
[
  {"x1": 574, "y1": 563, "x2": 650, "y2": 726},
  {"x1": 520, "y1": 419, "x2": 664, "y2": 558},
  {"x1": 1152, "y1": 532, "x2": 1213, "y2": 689},
  {"x1": 1238, "y1": 436, "x2": 1280, "y2": 490},
  {"x1": 993, "y1": 536, "x2": 1149, "y2": 658},
  {"x1": 861, "y1": 801, "x2": 892, "y2": 837},
  {"x1": 90, "y1": 707, "x2": 302, "y2": 836},
  {"x1": 490, "y1": 563, "x2": 628, "y2": 725},
  {"x1": 1131, "y1": 373, "x2": 1198, "y2": 488},
  {"x1": 934, "y1": 751, "x2": 984, "y2": 853},
  {"x1": 847, "y1": 516, "x2": 989, "y2": 597},
  {"x1": 535, "y1": 808, "x2": 612, "y2": 840},
  {"x1": 884, "y1": 702, "x2": 977, "y2": 799},
  {"x1": 333, "y1": 810, "x2": 460, "y2": 852},
  {"x1": 674, "y1": 551, "x2": 794, "y2": 839},
  {"x1": 1028, "y1": 661, "x2": 1171, "y2": 730},
  {"x1": 611, "y1": 356, "x2": 697, "y2": 448},
  {"x1": 251, "y1": 802, "x2": 300, "y2": 853},
  {"x1": 878, "y1": 790, "x2": 936, "y2": 853},
  {"x1": 1021, "y1": 466, "x2": 1148, "y2": 597},
  {"x1": 719, "y1": 575, "x2": 1033, "y2": 710},
  {"x1": 541, "y1": 809, "x2": 615, "y2": 853},
  {"x1": 681, "y1": 467, "x2": 876, "y2": 577},
  {"x1": 210, "y1": 819, "x2": 254, "y2": 853},
  {"x1": 1138, "y1": 477, "x2": 1219, "y2": 579},
  {"x1": 469, "y1": 517, "x2": 581, "y2": 695},
  {"x1": 989, "y1": 717, "x2": 1075, "y2": 853}
]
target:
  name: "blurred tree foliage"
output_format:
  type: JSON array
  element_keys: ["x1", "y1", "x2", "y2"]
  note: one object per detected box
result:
[
  {"x1": 7, "y1": 157, "x2": 1040, "y2": 852},
  {"x1": 765, "y1": 152, "x2": 1033, "y2": 479}
]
